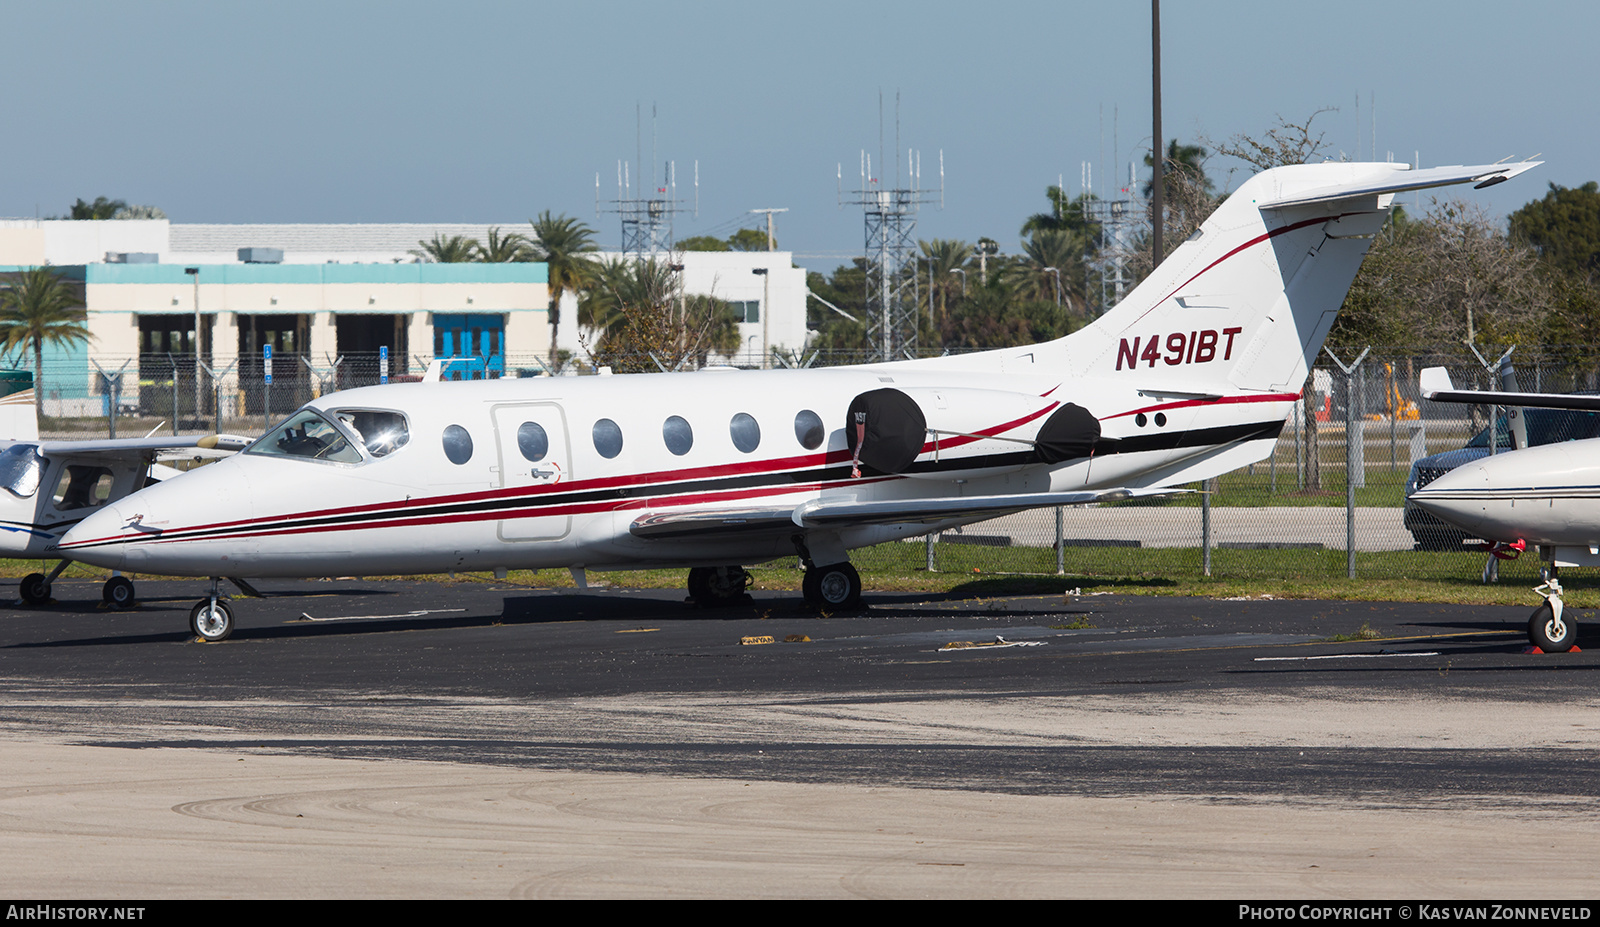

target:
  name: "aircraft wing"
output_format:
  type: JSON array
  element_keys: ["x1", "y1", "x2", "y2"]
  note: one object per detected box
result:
[
  {"x1": 1419, "y1": 367, "x2": 1600, "y2": 411},
  {"x1": 1259, "y1": 161, "x2": 1541, "y2": 210},
  {"x1": 37, "y1": 433, "x2": 254, "y2": 456},
  {"x1": 629, "y1": 488, "x2": 1177, "y2": 541}
]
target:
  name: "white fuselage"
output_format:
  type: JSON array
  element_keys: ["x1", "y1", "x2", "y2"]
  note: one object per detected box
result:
[
  {"x1": 1408, "y1": 439, "x2": 1600, "y2": 565},
  {"x1": 56, "y1": 362, "x2": 1296, "y2": 577}
]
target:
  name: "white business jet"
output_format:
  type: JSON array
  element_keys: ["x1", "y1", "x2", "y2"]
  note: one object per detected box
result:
[
  {"x1": 1410, "y1": 366, "x2": 1600, "y2": 652},
  {"x1": 56, "y1": 159, "x2": 1538, "y2": 641},
  {"x1": 0, "y1": 381, "x2": 251, "y2": 606}
]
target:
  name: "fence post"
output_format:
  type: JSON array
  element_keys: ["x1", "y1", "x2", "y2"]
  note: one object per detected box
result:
[
  {"x1": 1201, "y1": 479, "x2": 1212, "y2": 577},
  {"x1": 1054, "y1": 505, "x2": 1065, "y2": 574},
  {"x1": 925, "y1": 533, "x2": 936, "y2": 572},
  {"x1": 1326, "y1": 346, "x2": 1371, "y2": 580}
]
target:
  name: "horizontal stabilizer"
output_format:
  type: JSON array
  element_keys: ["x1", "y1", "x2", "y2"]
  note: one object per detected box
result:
[
  {"x1": 1419, "y1": 366, "x2": 1600, "y2": 411},
  {"x1": 1259, "y1": 161, "x2": 1541, "y2": 210}
]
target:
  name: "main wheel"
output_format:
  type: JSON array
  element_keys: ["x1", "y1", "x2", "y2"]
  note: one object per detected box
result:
[
  {"x1": 803, "y1": 562, "x2": 861, "y2": 610},
  {"x1": 190, "y1": 598, "x2": 235, "y2": 642},
  {"x1": 688, "y1": 566, "x2": 750, "y2": 607},
  {"x1": 102, "y1": 576, "x2": 136, "y2": 609},
  {"x1": 19, "y1": 573, "x2": 50, "y2": 605},
  {"x1": 1530, "y1": 601, "x2": 1577, "y2": 653}
]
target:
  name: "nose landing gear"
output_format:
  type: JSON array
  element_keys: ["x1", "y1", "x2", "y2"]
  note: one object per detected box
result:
[
  {"x1": 190, "y1": 578, "x2": 234, "y2": 642},
  {"x1": 1531, "y1": 567, "x2": 1577, "y2": 653}
]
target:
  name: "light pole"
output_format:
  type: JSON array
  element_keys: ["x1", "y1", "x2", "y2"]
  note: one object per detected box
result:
[
  {"x1": 184, "y1": 267, "x2": 199, "y2": 431},
  {"x1": 752, "y1": 267, "x2": 770, "y2": 369},
  {"x1": 1044, "y1": 267, "x2": 1062, "y2": 306},
  {"x1": 950, "y1": 268, "x2": 967, "y2": 296}
]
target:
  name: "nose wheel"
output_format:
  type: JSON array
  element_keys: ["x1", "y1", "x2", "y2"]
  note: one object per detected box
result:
[
  {"x1": 1530, "y1": 571, "x2": 1578, "y2": 653},
  {"x1": 190, "y1": 579, "x2": 234, "y2": 642}
]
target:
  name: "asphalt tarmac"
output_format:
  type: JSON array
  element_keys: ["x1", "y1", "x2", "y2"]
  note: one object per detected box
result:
[{"x1": 2, "y1": 574, "x2": 1598, "y2": 898}]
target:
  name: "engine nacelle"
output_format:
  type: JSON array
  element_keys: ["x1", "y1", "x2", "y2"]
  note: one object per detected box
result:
[{"x1": 844, "y1": 386, "x2": 1102, "y2": 480}]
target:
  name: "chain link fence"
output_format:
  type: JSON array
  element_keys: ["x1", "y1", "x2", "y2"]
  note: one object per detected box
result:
[{"x1": 19, "y1": 347, "x2": 1592, "y2": 583}]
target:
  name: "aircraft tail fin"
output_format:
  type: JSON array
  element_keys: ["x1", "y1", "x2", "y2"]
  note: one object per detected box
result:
[
  {"x1": 1064, "y1": 160, "x2": 1539, "y2": 396},
  {"x1": 0, "y1": 371, "x2": 38, "y2": 442}
]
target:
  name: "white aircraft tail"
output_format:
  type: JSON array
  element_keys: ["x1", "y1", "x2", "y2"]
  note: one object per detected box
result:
[
  {"x1": 1062, "y1": 160, "x2": 1539, "y2": 395},
  {"x1": 0, "y1": 371, "x2": 38, "y2": 442}
]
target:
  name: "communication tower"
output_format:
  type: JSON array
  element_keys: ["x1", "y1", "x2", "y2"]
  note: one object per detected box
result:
[
  {"x1": 596, "y1": 104, "x2": 698, "y2": 257},
  {"x1": 838, "y1": 101, "x2": 942, "y2": 361}
]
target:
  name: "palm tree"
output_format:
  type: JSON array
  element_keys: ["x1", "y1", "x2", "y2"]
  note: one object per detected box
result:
[
  {"x1": 0, "y1": 268, "x2": 90, "y2": 420},
  {"x1": 476, "y1": 227, "x2": 535, "y2": 263},
  {"x1": 529, "y1": 211, "x2": 599, "y2": 369},
  {"x1": 69, "y1": 197, "x2": 126, "y2": 220},
  {"x1": 410, "y1": 233, "x2": 480, "y2": 263},
  {"x1": 579, "y1": 258, "x2": 737, "y2": 371},
  {"x1": 917, "y1": 239, "x2": 972, "y2": 323},
  {"x1": 1011, "y1": 229, "x2": 1089, "y2": 313}
]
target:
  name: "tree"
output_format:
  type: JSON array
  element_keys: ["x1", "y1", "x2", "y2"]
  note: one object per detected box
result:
[
  {"x1": 726, "y1": 228, "x2": 768, "y2": 252},
  {"x1": 916, "y1": 239, "x2": 972, "y2": 324},
  {"x1": 675, "y1": 234, "x2": 729, "y2": 252},
  {"x1": 476, "y1": 227, "x2": 535, "y2": 263},
  {"x1": 1143, "y1": 140, "x2": 1214, "y2": 201},
  {"x1": 68, "y1": 197, "x2": 126, "y2": 220},
  {"x1": 0, "y1": 268, "x2": 90, "y2": 420},
  {"x1": 578, "y1": 258, "x2": 739, "y2": 372},
  {"x1": 1020, "y1": 186, "x2": 1102, "y2": 239},
  {"x1": 410, "y1": 233, "x2": 480, "y2": 263},
  {"x1": 113, "y1": 204, "x2": 166, "y2": 220},
  {"x1": 528, "y1": 212, "x2": 599, "y2": 369},
  {"x1": 1213, "y1": 108, "x2": 1336, "y2": 172},
  {"x1": 1509, "y1": 181, "x2": 1600, "y2": 284},
  {"x1": 1010, "y1": 229, "x2": 1089, "y2": 314}
]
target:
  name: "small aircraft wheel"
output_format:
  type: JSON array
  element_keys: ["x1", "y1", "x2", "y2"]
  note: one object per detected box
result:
[
  {"x1": 190, "y1": 598, "x2": 235, "y2": 642},
  {"x1": 102, "y1": 576, "x2": 136, "y2": 609},
  {"x1": 19, "y1": 573, "x2": 50, "y2": 605},
  {"x1": 1530, "y1": 601, "x2": 1577, "y2": 653},
  {"x1": 804, "y1": 562, "x2": 861, "y2": 610}
]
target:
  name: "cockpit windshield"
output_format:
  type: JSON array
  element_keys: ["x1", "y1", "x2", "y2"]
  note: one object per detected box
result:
[
  {"x1": 0, "y1": 444, "x2": 45, "y2": 497},
  {"x1": 333, "y1": 409, "x2": 410, "y2": 458},
  {"x1": 247, "y1": 409, "x2": 364, "y2": 464}
]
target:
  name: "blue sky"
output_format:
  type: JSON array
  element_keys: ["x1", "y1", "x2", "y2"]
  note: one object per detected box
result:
[{"x1": 1, "y1": 1, "x2": 1590, "y2": 265}]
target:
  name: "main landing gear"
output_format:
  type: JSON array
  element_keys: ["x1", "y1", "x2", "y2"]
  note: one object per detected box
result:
[
  {"x1": 802, "y1": 561, "x2": 862, "y2": 610},
  {"x1": 189, "y1": 578, "x2": 235, "y2": 643},
  {"x1": 1531, "y1": 566, "x2": 1578, "y2": 653},
  {"x1": 687, "y1": 566, "x2": 753, "y2": 608},
  {"x1": 16, "y1": 562, "x2": 139, "y2": 609}
]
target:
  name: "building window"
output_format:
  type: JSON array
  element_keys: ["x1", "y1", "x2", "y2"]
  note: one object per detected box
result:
[{"x1": 728, "y1": 300, "x2": 760, "y2": 323}]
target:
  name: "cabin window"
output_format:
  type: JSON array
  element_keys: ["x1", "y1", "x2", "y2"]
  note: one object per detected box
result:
[
  {"x1": 516, "y1": 422, "x2": 549, "y2": 462},
  {"x1": 662, "y1": 415, "x2": 693, "y2": 456},
  {"x1": 335, "y1": 409, "x2": 410, "y2": 458},
  {"x1": 52, "y1": 466, "x2": 113, "y2": 510},
  {"x1": 729, "y1": 412, "x2": 760, "y2": 454},
  {"x1": 593, "y1": 418, "x2": 623, "y2": 459},
  {"x1": 0, "y1": 445, "x2": 44, "y2": 498},
  {"x1": 794, "y1": 410, "x2": 824, "y2": 450},
  {"x1": 247, "y1": 408, "x2": 363, "y2": 464},
  {"x1": 442, "y1": 424, "x2": 474, "y2": 464}
]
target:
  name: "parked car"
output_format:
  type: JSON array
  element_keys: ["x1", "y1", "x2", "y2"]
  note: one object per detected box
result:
[{"x1": 1405, "y1": 406, "x2": 1600, "y2": 549}]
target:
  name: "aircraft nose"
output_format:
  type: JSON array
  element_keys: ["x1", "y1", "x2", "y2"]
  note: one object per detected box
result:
[{"x1": 60, "y1": 501, "x2": 131, "y2": 570}]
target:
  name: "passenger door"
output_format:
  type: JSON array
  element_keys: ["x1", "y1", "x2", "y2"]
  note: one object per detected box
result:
[{"x1": 491, "y1": 402, "x2": 572, "y2": 541}]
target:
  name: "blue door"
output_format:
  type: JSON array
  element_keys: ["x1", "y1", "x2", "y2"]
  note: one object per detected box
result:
[{"x1": 432, "y1": 313, "x2": 505, "y2": 380}]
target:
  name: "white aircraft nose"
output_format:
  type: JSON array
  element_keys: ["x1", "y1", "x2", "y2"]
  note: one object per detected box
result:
[{"x1": 60, "y1": 501, "x2": 132, "y2": 570}]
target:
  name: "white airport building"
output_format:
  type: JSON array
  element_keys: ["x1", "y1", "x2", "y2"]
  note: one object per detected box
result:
[{"x1": 0, "y1": 218, "x2": 807, "y2": 416}]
